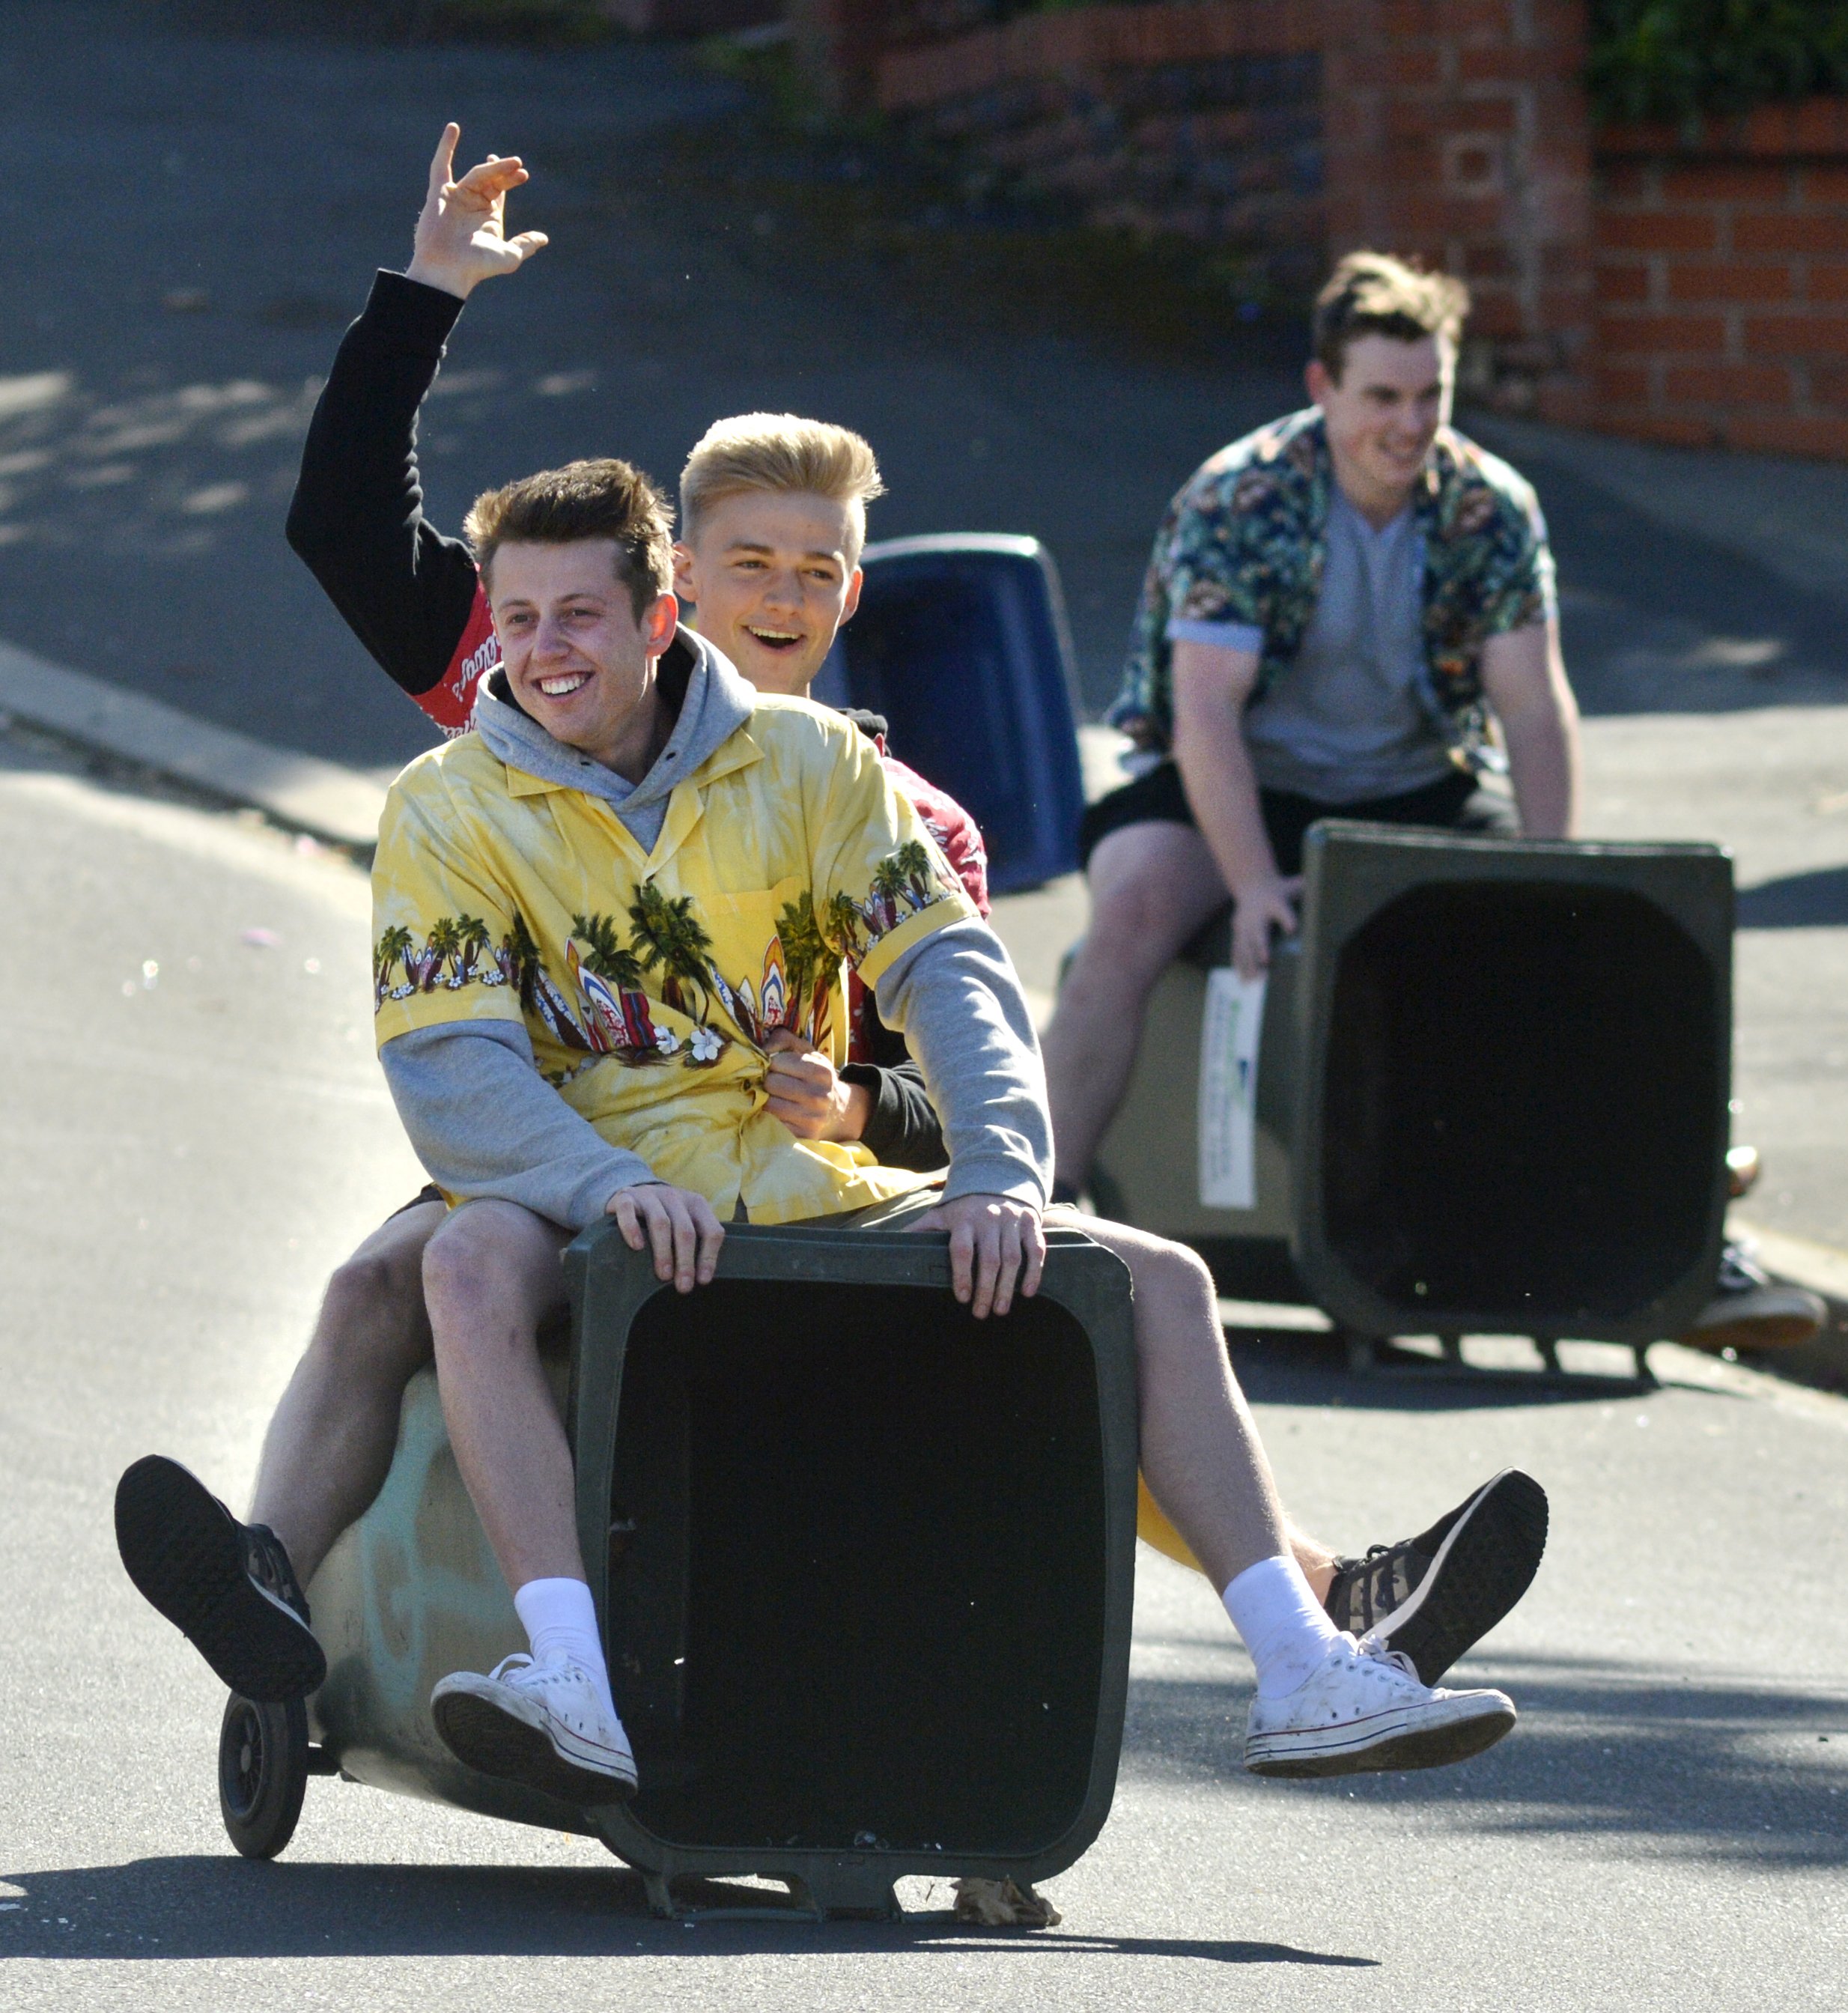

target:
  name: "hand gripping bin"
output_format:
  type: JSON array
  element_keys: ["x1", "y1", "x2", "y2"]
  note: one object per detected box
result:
[
  {"x1": 1089, "y1": 825, "x2": 1734, "y2": 1352},
  {"x1": 812, "y1": 533, "x2": 1087, "y2": 894},
  {"x1": 304, "y1": 1220, "x2": 1137, "y2": 1920}
]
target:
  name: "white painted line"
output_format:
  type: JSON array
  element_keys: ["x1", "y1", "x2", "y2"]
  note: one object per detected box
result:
[{"x1": 0, "y1": 638, "x2": 387, "y2": 849}]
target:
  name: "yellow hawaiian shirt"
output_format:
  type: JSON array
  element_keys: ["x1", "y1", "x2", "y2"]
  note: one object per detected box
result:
[{"x1": 371, "y1": 694, "x2": 977, "y2": 1225}]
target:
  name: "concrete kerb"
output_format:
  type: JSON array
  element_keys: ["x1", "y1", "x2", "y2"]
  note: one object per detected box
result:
[{"x1": 0, "y1": 638, "x2": 387, "y2": 852}]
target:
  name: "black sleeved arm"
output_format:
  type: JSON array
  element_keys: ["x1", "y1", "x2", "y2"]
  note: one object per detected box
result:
[
  {"x1": 842, "y1": 996, "x2": 947, "y2": 1171},
  {"x1": 285, "y1": 271, "x2": 482, "y2": 696}
]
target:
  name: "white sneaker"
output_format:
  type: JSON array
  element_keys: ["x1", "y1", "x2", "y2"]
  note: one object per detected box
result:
[
  {"x1": 1244, "y1": 1633, "x2": 1516, "y2": 1779},
  {"x1": 431, "y1": 1654, "x2": 639, "y2": 1806}
]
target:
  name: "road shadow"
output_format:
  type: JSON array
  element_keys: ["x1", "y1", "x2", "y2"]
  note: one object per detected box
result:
[
  {"x1": 1737, "y1": 866, "x2": 1848, "y2": 929},
  {"x1": 1122, "y1": 1647, "x2": 1848, "y2": 1870},
  {"x1": 1224, "y1": 1329, "x2": 1686, "y2": 1412},
  {"x1": 1486, "y1": 445, "x2": 1848, "y2": 719},
  {"x1": 0, "y1": 1856, "x2": 1371, "y2": 1967}
]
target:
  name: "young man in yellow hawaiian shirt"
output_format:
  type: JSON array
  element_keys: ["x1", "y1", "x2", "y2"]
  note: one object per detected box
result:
[{"x1": 367, "y1": 449, "x2": 1520, "y2": 1806}]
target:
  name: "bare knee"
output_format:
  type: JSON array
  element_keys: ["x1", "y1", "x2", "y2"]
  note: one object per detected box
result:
[
  {"x1": 311, "y1": 1215, "x2": 437, "y2": 1383},
  {"x1": 1134, "y1": 1236, "x2": 1218, "y2": 1322},
  {"x1": 422, "y1": 1201, "x2": 565, "y2": 1349},
  {"x1": 1074, "y1": 854, "x2": 1222, "y2": 1006},
  {"x1": 1074, "y1": 1216, "x2": 1217, "y2": 1322}
]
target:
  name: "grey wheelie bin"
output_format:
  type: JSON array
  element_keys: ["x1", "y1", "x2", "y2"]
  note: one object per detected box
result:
[
  {"x1": 1090, "y1": 822, "x2": 1735, "y2": 1370},
  {"x1": 233, "y1": 1221, "x2": 1138, "y2": 1919}
]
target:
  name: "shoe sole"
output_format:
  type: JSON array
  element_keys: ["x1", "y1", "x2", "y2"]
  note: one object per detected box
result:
[
  {"x1": 432, "y1": 1688, "x2": 638, "y2": 1809},
  {"x1": 1679, "y1": 1295, "x2": 1825, "y2": 1352},
  {"x1": 115, "y1": 1456, "x2": 326, "y2": 1703},
  {"x1": 1373, "y1": 1470, "x2": 1548, "y2": 1686},
  {"x1": 1247, "y1": 1693, "x2": 1516, "y2": 1779}
]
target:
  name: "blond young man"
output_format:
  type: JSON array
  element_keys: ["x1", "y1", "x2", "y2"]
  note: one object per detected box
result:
[
  {"x1": 117, "y1": 137, "x2": 1545, "y2": 1773},
  {"x1": 113, "y1": 133, "x2": 982, "y2": 1704},
  {"x1": 367, "y1": 452, "x2": 1519, "y2": 1801}
]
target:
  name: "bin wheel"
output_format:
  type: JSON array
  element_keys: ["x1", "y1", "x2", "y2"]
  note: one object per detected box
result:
[{"x1": 219, "y1": 1692, "x2": 309, "y2": 1859}]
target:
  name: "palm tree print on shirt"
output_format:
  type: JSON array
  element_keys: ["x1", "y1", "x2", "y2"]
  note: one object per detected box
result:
[
  {"x1": 628, "y1": 881, "x2": 715, "y2": 1021},
  {"x1": 374, "y1": 840, "x2": 957, "y2": 1068},
  {"x1": 568, "y1": 911, "x2": 666, "y2": 1063}
]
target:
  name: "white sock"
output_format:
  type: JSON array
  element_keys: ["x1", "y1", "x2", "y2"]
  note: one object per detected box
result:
[
  {"x1": 513, "y1": 1577, "x2": 617, "y2": 1716},
  {"x1": 1221, "y1": 1555, "x2": 1345, "y2": 1699}
]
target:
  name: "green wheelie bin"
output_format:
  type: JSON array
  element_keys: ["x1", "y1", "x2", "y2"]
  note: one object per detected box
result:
[{"x1": 224, "y1": 1220, "x2": 1138, "y2": 1920}]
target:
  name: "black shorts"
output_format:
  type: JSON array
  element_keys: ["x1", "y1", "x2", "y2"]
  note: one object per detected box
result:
[{"x1": 1077, "y1": 760, "x2": 1517, "y2": 878}]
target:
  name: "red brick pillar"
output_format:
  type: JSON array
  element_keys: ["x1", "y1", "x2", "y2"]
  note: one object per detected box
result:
[{"x1": 1321, "y1": 0, "x2": 1594, "y2": 421}]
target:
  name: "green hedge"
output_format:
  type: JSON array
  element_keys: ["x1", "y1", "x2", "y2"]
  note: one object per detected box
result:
[{"x1": 1587, "y1": 1, "x2": 1848, "y2": 126}]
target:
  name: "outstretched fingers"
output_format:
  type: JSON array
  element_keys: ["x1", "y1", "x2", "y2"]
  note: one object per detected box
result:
[{"x1": 427, "y1": 121, "x2": 461, "y2": 204}]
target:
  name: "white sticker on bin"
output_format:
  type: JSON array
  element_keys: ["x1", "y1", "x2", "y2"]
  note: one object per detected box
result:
[{"x1": 1198, "y1": 968, "x2": 1266, "y2": 1210}]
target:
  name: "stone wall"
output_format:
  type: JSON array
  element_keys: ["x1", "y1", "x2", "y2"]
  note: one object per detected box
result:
[{"x1": 1592, "y1": 98, "x2": 1848, "y2": 458}]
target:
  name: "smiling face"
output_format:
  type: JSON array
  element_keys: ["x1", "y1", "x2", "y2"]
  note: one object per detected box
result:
[
  {"x1": 1306, "y1": 332, "x2": 1454, "y2": 524},
  {"x1": 672, "y1": 489, "x2": 864, "y2": 697},
  {"x1": 487, "y1": 538, "x2": 678, "y2": 780}
]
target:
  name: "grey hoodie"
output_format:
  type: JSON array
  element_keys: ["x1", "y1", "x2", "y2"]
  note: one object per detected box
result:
[{"x1": 380, "y1": 631, "x2": 1051, "y2": 1226}]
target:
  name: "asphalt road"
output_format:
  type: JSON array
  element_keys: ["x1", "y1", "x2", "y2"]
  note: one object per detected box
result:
[
  {"x1": 4, "y1": 726, "x2": 1847, "y2": 2010},
  {"x1": 4, "y1": 0, "x2": 1848, "y2": 762},
  {"x1": 5, "y1": 6, "x2": 1848, "y2": 2005}
]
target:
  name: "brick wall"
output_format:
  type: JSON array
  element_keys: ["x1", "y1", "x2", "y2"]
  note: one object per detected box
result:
[
  {"x1": 796, "y1": 2, "x2": 1848, "y2": 458},
  {"x1": 1320, "y1": 0, "x2": 1593, "y2": 421},
  {"x1": 1592, "y1": 99, "x2": 1848, "y2": 458},
  {"x1": 873, "y1": 2, "x2": 1326, "y2": 298}
]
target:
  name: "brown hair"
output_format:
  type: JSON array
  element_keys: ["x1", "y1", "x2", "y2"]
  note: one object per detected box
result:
[
  {"x1": 680, "y1": 414, "x2": 885, "y2": 563},
  {"x1": 1313, "y1": 252, "x2": 1471, "y2": 382},
  {"x1": 463, "y1": 458, "x2": 675, "y2": 617}
]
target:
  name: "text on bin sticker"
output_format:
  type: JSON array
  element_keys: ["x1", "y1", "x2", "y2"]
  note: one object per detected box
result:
[{"x1": 1198, "y1": 968, "x2": 1266, "y2": 1209}]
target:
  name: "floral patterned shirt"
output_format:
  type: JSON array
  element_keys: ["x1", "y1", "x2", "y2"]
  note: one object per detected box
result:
[
  {"x1": 371, "y1": 696, "x2": 977, "y2": 1226},
  {"x1": 1110, "y1": 407, "x2": 1556, "y2": 762}
]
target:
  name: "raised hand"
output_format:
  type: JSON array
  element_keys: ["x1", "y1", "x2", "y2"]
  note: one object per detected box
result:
[{"x1": 404, "y1": 121, "x2": 549, "y2": 302}]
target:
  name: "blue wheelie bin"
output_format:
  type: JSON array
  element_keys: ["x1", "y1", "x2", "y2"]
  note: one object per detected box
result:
[{"x1": 813, "y1": 534, "x2": 1087, "y2": 895}]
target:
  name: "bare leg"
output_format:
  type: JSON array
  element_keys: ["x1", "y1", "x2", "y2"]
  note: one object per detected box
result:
[
  {"x1": 1040, "y1": 822, "x2": 1228, "y2": 1191},
  {"x1": 249, "y1": 1200, "x2": 441, "y2": 1585},
  {"x1": 1292, "y1": 1528, "x2": 1339, "y2": 1601},
  {"x1": 1063, "y1": 1211, "x2": 1293, "y2": 1589},
  {"x1": 421, "y1": 1200, "x2": 581, "y2": 1591}
]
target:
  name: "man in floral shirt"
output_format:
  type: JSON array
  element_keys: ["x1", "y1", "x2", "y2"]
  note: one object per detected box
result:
[
  {"x1": 1045, "y1": 254, "x2": 1575, "y2": 1194},
  {"x1": 1043, "y1": 250, "x2": 1818, "y2": 1356}
]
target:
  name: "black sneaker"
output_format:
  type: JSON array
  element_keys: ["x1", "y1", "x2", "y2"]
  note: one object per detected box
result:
[
  {"x1": 1323, "y1": 1469, "x2": 1548, "y2": 1686},
  {"x1": 1677, "y1": 1240, "x2": 1825, "y2": 1353},
  {"x1": 115, "y1": 1455, "x2": 326, "y2": 1703}
]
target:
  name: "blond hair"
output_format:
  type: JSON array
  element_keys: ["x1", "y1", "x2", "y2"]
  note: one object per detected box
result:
[
  {"x1": 463, "y1": 458, "x2": 675, "y2": 616},
  {"x1": 680, "y1": 413, "x2": 885, "y2": 562},
  {"x1": 1313, "y1": 252, "x2": 1471, "y2": 381}
]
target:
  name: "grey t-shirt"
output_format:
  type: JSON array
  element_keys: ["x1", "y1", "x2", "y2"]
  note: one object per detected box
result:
[{"x1": 1167, "y1": 489, "x2": 1456, "y2": 805}]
